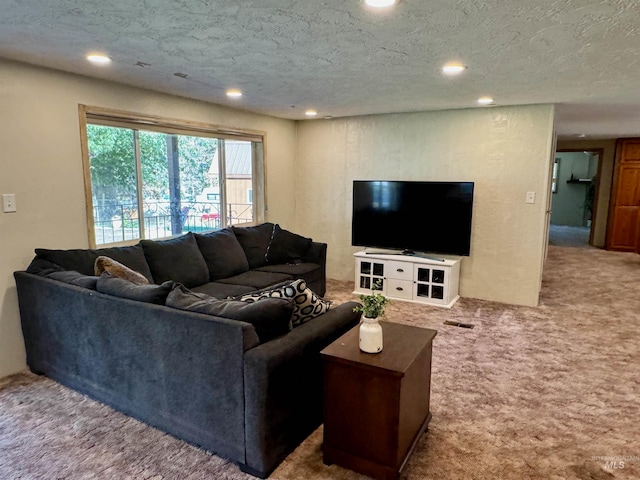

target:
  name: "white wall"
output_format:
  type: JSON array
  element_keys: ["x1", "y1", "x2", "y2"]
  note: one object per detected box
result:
[
  {"x1": 0, "y1": 59, "x2": 297, "y2": 379},
  {"x1": 295, "y1": 105, "x2": 556, "y2": 307}
]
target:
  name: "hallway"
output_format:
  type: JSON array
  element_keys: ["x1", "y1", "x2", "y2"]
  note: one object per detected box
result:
[{"x1": 548, "y1": 225, "x2": 592, "y2": 248}]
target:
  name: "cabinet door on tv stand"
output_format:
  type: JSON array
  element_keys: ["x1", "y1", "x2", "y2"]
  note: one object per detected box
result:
[
  {"x1": 355, "y1": 259, "x2": 386, "y2": 295},
  {"x1": 413, "y1": 264, "x2": 449, "y2": 305}
]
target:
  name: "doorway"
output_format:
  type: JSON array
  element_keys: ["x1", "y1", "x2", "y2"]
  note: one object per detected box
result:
[{"x1": 549, "y1": 149, "x2": 602, "y2": 248}]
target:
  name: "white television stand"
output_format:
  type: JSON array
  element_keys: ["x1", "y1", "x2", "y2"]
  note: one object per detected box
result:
[{"x1": 353, "y1": 250, "x2": 462, "y2": 308}]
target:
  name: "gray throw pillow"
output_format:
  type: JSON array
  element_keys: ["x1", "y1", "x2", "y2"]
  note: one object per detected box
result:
[
  {"x1": 266, "y1": 224, "x2": 313, "y2": 264},
  {"x1": 166, "y1": 283, "x2": 293, "y2": 342},
  {"x1": 46, "y1": 270, "x2": 99, "y2": 290},
  {"x1": 140, "y1": 232, "x2": 209, "y2": 288},
  {"x1": 194, "y1": 228, "x2": 250, "y2": 281},
  {"x1": 96, "y1": 272, "x2": 174, "y2": 304},
  {"x1": 26, "y1": 258, "x2": 66, "y2": 276},
  {"x1": 232, "y1": 223, "x2": 275, "y2": 269}
]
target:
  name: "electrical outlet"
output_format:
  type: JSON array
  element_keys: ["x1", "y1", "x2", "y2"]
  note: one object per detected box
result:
[
  {"x1": 3, "y1": 194, "x2": 17, "y2": 212},
  {"x1": 525, "y1": 191, "x2": 535, "y2": 204}
]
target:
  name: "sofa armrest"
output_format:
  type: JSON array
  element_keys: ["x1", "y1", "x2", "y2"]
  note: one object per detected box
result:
[
  {"x1": 242, "y1": 301, "x2": 361, "y2": 477},
  {"x1": 303, "y1": 241, "x2": 327, "y2": 296}
]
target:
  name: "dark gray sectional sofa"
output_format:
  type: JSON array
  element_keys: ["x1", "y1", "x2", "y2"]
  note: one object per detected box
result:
[{"x1": 14, "y1": 222, "x2": 362, "y2": 478}]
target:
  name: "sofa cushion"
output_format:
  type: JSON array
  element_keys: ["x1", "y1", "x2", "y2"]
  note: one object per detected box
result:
[
  {"x1": 94, "y1": 256, "x2": 150, "y2": 285},
  {"x1": 34, "y1": 244, "x2": 153, "y2": 281},
  {"x1": 254, "y1": 263, "x2": 324, "y2": 295},
  {"x1": 194, "y1": 228, "x2": 250, "y2": 281},
  {"x1": 96, "y1": 272, "x2": 174, "y2": 304},
  {"x1": 235, "y1": 278, "x2": 332, "y2": 327},
  {"x1": 190, "y1": 282, "x2": 256, "y2": 299},
  {"x1": 255, "y1": 262, "x2": 321, "y2": 277},
  {"x1": 140, "y1": 232, "x2": 209, "y2": 288},
  {"x1": 232, "y1": 223, "x2": 275, "y2": 269},
  {"x1": 266, "y1": 224, "x2": 313, "y2": 264},
  {"x1": 46, "y1": 270, "x2": 99, "y2": 290},
  {"x1": 216, "y1": 270, "x2": 292, "y2": 289},
  {"x1": 166, "y1": 283, "x2": 294, "y2": 342}
]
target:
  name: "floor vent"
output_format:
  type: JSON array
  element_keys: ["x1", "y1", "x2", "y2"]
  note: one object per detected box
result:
[{"x1": 444, "y1": 320, "x2": 475, "y2": 329}]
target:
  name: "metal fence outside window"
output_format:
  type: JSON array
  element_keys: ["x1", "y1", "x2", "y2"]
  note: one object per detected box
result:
[{"x1": 93, "y1": 200, "x2": 253, "y2": 245}]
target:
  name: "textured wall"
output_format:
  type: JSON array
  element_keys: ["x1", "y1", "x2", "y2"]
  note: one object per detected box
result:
[
  {"x1": 295, "y1": 105, "x2": 555, "y2": 306},
  {"x1": 0, "y1": 59, "x2": 296, "y2": 378}
]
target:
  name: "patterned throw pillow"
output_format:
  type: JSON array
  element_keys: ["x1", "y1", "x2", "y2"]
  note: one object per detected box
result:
[
  {"x1": 94, "y1": 256, "x2": 150, "y2": 285},
  {"x1": 237, "y1": 278, "x2": 332, "y2": 327}
]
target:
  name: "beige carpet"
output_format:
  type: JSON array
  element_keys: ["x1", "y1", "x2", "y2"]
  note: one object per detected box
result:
[{"x1": 1, "y1": 245, "x2": 639, "y2": 479}]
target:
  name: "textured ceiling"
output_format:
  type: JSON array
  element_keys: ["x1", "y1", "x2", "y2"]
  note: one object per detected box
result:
[{"x1": 1, "y1": 0, "x2": 640, "y2": 139}]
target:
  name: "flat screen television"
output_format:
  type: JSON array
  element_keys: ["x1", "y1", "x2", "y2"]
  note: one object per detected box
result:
[{"x1": 352, "y1": 180, "x2": 475, "y2": 256}]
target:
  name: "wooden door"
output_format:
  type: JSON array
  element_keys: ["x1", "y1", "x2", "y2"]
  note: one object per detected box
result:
[{"x1": 606, "y1": 139, "x2": 640, "y2": 252}]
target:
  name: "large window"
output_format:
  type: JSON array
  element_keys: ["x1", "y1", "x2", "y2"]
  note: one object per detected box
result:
[{"x1": 80, "y1": 106, "x2": 265, "y2": 246}]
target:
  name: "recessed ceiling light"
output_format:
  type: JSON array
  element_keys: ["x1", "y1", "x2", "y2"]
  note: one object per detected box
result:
[
  {"x1": 477, "y1": 96, "x2": 495, "y2": 105},
  {"x1": 365, "y1": 0, "x2": 397, "y2": 7},
  {"x1": 226, "y1": 89, "x2": 243, "y2": 98},
  {"x1": 305, "y1": 109, "x2": 318, "y2": 117},
  {"x1": 441, "y1": 63, "x2": 467, "y2": 76},
  {"x1": 86, "y1": 54, "x2": 111, "y2": 65}
]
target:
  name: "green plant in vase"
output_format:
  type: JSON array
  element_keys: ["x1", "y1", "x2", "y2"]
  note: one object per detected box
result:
[
  {"x1": 353, "y1": 280, "x2": 390, "y2": 319},
  {"x1": 353, "y1": 280, "x2": 389, "y2": 353}
]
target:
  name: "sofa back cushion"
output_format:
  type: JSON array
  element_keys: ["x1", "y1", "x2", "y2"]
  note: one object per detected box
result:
[
  {"x1": 194, "y1": 228, "x2": 250, "y2": 281},
  {"x1": 166, "y1": 283, "x2": 293, "y2": 343},
  {"x1": 34, "y1": 244, "x2": 153, "y2": 281},
  {"x1": 232, "y1": 223, "x2": 275, "y2": 269},
  {"x1": 140, "y1": 232, "x2": 209, "y2": 288},
  {"x1": 266, "y1": 224, "x2": 313, "y2": 264},
  {"x1": 96, "y1": 272, "x2": 174, "y2": 304}
]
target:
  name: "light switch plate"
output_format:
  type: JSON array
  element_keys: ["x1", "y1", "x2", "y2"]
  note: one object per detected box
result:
[
  {"x1": 525, "y1": 191, "x2": 536, "y2": 204},
  {"x1": 3, "y1": 194, "x2": 17, "y2": 212}
]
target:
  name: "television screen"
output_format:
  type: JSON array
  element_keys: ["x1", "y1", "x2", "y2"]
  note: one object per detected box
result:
[{"x1": 352, "y1": 180, "x2": 475, "y2": 256}]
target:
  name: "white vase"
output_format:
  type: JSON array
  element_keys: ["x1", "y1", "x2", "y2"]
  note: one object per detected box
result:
[{"x1": 359, "y1": 316, "x2": 383, "y2": 353}]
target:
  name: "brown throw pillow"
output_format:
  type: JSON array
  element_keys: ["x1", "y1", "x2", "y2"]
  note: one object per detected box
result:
[{"x1": 94, "y1": 256, "x2": 149, "y2": 285}]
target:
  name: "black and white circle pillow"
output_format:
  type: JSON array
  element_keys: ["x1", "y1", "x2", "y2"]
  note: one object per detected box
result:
[{"x1": 237, "y1": 278, "x2": 332, "y2": 327}]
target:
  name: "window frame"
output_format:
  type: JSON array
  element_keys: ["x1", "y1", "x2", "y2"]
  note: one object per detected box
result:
[{"x1": 78, "y1": 105, "x2": 266, "y2": 248}]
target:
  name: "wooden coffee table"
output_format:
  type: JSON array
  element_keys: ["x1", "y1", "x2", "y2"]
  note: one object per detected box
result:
[{"x1": 321, "y1": 321, "x2": 437, "y2": 480}]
